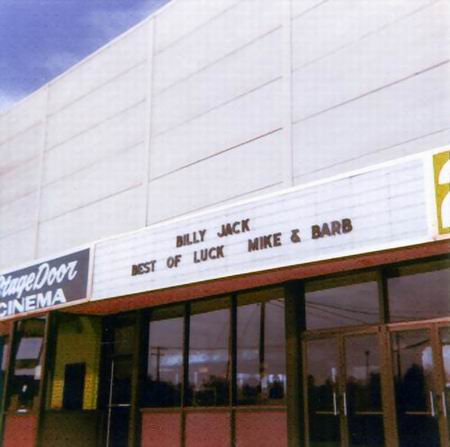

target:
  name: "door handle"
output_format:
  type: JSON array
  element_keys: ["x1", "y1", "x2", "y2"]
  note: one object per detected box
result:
[
  {"x1": 342, "y1": 392, "x2": 348, "y2": 417},
  {"x1": 430, "y1": 391, "x2": 436, "y2": 417},
  {"x1": 333, "y1": 391, "x2": 338, "y2": 416},
  {"x1": 442, "y1": 392, "x2": 447, "y2": 418}
]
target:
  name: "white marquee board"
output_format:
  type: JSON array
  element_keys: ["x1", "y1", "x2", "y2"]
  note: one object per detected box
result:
[{"x1": 92, "y1": 154, "x2": 436, "y2": 301}]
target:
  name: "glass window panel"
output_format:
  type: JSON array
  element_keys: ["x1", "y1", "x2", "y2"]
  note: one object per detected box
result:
[
  {"x1": 440, "y1": 327, "x2": 450, "y2": 442},
  {"x1": 441, "y1": 327, "x2": 450, "y2": 387},
  {"x1": 8, "y1": 317, "x2": 46, "y2": 412},
  {"x1": 111, "y1": 314, "x2": 135, "y2": 356},
  {"x1": 143, "y1": 306, "x2": 184, "y2": 407},
  {"x1": 306, "y1": 273, "x2": 379, "y2": 330},
  {"x1": 388, "y1": 260, "x2": 450, "y2": 322},
  {"x1": 236, "y1": 293, "x2": 285, "y2": 405},
  {"x1": 0, "y1": 337, "x2": 8, "y2": 407},
  {"x1": 391, "y1": 330, "x2": 440, "y2": 446},
  {"x1": 188, "y1": 298, "x2": 230, "y2": 407},
  {"x1": 111, "y1": 357, "x2": 132, "y2": 405},
  {"x1": 306, "y1": 338, "x2": 340, "y2": 447},
  {"x1": 345, "y1": 335, "x2": 384, "y2": 447}
]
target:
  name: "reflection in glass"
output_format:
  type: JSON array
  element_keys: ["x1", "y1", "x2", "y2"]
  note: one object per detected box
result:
[
  {"x1": 8, "y1": 317, "x2": 46, "y2": 412},
  {"x1": 144, "y1": 308, "x2": 184, "y2": 407},
  {"x1": 306, "y1": 274, "x2": 379, "y2": 330},
  {"x1": 307, "y1": 338, "x2": 340, "y2": 447},
  {"x1": 388, "y1": 260, "x2": 450, "y2": 322},
  {"x1": 237, "y1": 297, "x2": 285, "y2": 405},
  {"x1": 345, "y1": 335, "x2": 384, "y2": 447},
  {"x1": 111, "y1": 314, "x2": 135, "y2": 356},
  {"x1": 104, "y1": 314, "x2": 135, "y2": 447},
  {"x1": 188, "y1": 299, "x2": 230, "y2": 406},
  {"x1": 391, "y1": 330, "x2": 440, "y2": 447},
  {"x1": 111, "y1": 356, "x2": 132, "y2": 405}
]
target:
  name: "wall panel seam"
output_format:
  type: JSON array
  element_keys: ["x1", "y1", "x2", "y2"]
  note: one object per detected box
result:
[
  {"x1": 291, "y1": 0, "x2": 443, "y2": 73},
  {"x1": 143, "y1": 20, "x2": 155, "y2": 227},
  {"x1": 33, "y1": 85, "x2": 50, "y2": 258},
  {"x1": 154, "y1": 25, "x2": 282, "y2": 97},
  {"x1": 148, "y1": 181, "x2": 283, "y2": 226},
  {"x1": 42, "y1": 139, "x2": 145, "y2": 188},
  {"x1": 0, "y1": 190, "x2": 39, "y2": 211},
  {"x1": 153, "y1": 75, "x2": 282, "y2": 138},
  {"x1": 45, "y1": 98, "x2": 146, "y2": 153},
  {"x1": 154, "y1": 0, "x2": 241, "y2": 55},
  {"x1": 149, "y1": 127, "x2": 283, "y2": 181},
  {"x1": 47, "y1": 59, "x2": 147, "y2": 118},
  {"x1": 292, "y1": 59, "x2": 450, "y2": 126},
  {"x1": 0, "y1": 121, "x2": 43, "y2": 148},
  {"x1": 293, "y1": 126, "x2": 450, "y2": 182},
  {"x1": 291, "y1": 0, "x2": 329, "y2": 21},
  {"x1": 0, "y1": 153, "x2": 41, "y2": 177},
  {"x1": 39, "y1": 183, "x2": 143, "y2": 224},
  {"x1": 0, "y1": 224, "x2": 35, "y2": 242},
  {"x1": 282, "y1": 0, "x2": 294, "y2": 187}
]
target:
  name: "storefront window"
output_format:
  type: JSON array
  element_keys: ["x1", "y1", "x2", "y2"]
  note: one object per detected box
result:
[
  {"x1": 187, "y1": 298, "x2": 230, "y2": 407},
  {"x1": 305, "y1": 272, "x2": 379, "y2": 330},
  {"x1": 237, "y1": 289, "x2": 286, "y2": 405},
  {"x1": 143, "y1": 306, "x2": 184, "y2": 407},
  {"x1": 8, "y1": 317, "x2": 46, "y2": 412},
  {"x1": 387, "y1": 259, "x2": 450, "y2": 322}
]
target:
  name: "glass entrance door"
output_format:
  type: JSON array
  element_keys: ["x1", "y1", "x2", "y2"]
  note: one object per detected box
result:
[
  {"x1": 305, "y1": 331, "x2": 384, "y2": 447},
  {"x1": 102, "y1": 314, "x2": 135, "y2": 447},
  {"x1": 306, "y1": 337, "x2": 342, "y2": 447},
  {"x1": 106, "y1": 356, "x2": 132, "y2": 447},
  {"x1": 344, "y1": 334, "x2": 384, "y2": 447},
  {"x1": 390, "y1": 324, "x2": 450, "y2": 447}
]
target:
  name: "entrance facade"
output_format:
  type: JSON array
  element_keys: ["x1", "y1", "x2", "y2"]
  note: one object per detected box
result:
[
  {"x1": 304, "y1": 322, "x2": 450, "y2": 447},
  {"x1": 0, "y1": 254, "x2": 448, "y2": 447}
]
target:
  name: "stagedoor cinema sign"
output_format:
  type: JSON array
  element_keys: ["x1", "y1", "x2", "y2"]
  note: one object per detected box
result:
[{"x1": 0, "y1": 249, "x2": 90, "y2": 319}]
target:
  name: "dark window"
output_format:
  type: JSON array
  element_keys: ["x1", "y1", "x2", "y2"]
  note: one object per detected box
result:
[
  {"x1": 387, "y1": 259, "x2": 450, "y2": 322},
  {"x1": 237, "y1": 289, "x2": 286, "y2": 405},
  {"x1": 143, "y1": 306, "x2": 184, "y2": 407},
  {"x1": 63, "y1": 363, "x2": 86, "y2": 410},
  {"x1": 111, "y1": 314, "x2": 135, "y2": 356},
  {"x1": 0, "y1": 336, "x2": 8, "y2": 407},
  {"x1": 187, "y1": 298, "x2": 230, "y2": 407},
  {"x1": 8, "y1": 317, "x2": 46, "y2": 412},
  {"x1": 306, "y1": 272, "x2": 379, "y2": 330}
]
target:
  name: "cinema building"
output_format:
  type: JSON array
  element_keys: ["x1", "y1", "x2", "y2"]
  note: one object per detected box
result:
[{"x1": 0, "y1": 1, "x2": 449, "y2": 446}]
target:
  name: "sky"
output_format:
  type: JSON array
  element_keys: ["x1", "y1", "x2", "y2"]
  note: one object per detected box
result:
[{"x1": 0, "y1": 0, "x2": 169, "y2": 113}]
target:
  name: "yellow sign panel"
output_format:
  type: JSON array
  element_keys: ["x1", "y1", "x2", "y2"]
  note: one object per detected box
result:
[{"x1": 433, "y1": 150, "x2": 450, "y2": 235}]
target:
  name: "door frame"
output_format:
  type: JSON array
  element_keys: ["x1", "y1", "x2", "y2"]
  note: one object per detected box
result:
[
  {"x1": 302, "y1": 318, "x2": 450, "y2": 447},
  {"x1": 99, "y1": 312, "x2": 140, "y2": 447},
  {"x1": 302, "y1": 325, "x2": 382, "y2": 447},
  {"x1": 386, "y1": 318, "x2": 450, "y2": 447}
]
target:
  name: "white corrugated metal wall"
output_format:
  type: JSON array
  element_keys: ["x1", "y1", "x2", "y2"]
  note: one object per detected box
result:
[{"x1": 0, "y1": 0, "x2": 448, "y2": 269}]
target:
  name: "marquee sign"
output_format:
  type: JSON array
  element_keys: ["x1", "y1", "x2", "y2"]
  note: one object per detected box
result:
[
  {"x1": 0, "y1": 249, "x2": 90, "y2": 319},
  {"x1": 433, "y1": 150, "x2": 450, "y2": 235},
  {"x1": 0, "y1": 149, "x2": 446, "y2": 315},
  {"x1": 92, "y1": 156, "x2": 433, "y2": 301}
]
